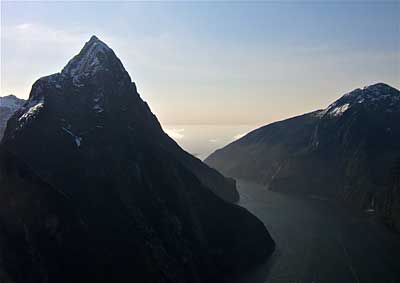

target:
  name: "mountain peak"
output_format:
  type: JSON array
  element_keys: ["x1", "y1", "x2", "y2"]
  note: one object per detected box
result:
[
  {"x1": 344, "y1": 82, "x2": 399, "y2": 98},
  {"x1": 363, "y1": 82, "x2": 392, "y2": 89},
  {"x1": 89, "y1": 34, "x2": 100, "y2": 42},
  {"x1": 323, "y1": 82, "x2": 400, "y2": 117},
  {"x1": 61, "y1": 35, "x2": 113, "y2": 79},
  {"x1": 360, "y1": 82, "x2": 398, "y2": 94},
  {"x1": 18, "y1": 36, "x2": 136, "y2": 124}
]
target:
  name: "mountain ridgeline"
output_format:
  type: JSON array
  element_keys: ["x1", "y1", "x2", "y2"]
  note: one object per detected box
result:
[
  {"x1": 0, "y1": 95, "x2": 25, "y2": 140},
  {"x1": 206, "y1": 83, "x2": 400, "y2": 230},
  {"x1": 0, "y1": 36, "x2": 274, "y2": 283}
]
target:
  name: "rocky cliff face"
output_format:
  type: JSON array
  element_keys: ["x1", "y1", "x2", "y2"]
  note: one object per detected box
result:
[
  {"x1": 0, "y1": 95, "x2": 25, "y2": 141},
  {"x1": 0, "y1": 36, "x2": 274, "y2": 283},
  {"x1": 206, "y1": 83, "x2": 400, "y2": 230}
]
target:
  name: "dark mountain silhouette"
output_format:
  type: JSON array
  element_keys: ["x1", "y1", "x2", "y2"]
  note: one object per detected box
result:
[
  {"x1": 206, "y1": 83, "x2": 400, "y2": 230},
  {"x1": 0, "y1": 95, "x2": 25, "y2": 140},
  {"x1": 0, "y1": 36, "x2": 274, "y2": 283}
]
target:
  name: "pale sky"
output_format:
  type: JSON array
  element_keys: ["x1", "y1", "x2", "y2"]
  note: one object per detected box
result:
[{"x1": 1, "y1": 1, "x2": 399, "y2": 126}]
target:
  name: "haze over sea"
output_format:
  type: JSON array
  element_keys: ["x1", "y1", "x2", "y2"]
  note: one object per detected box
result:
[{"x1": 163, "y1": 124, "x2": 260, "y2": 160}]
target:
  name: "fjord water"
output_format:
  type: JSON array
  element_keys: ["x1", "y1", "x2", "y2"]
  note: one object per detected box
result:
[{"x1": 236, "y1": 180, "x2": 400, "y2": 283}]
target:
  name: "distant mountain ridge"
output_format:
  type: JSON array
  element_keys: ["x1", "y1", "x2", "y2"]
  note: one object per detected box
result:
[
  {"x1": 0, "y1": 95, "x2": 25, "y2": 140},
  {"x1": 206, "y1": 83, "x2": 400, "y2": 230},
  {"x1": 0, "y1": 36, "x2": 274, "y2": 283}
]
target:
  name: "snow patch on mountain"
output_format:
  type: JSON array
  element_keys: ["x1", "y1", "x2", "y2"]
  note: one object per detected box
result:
[
  {"x1": 15, "y1": 97, "x2": 45, "y2": 129},
  {"x1": 62, "y1": 127, "x2": 82, "y2": 147},
  {"x1": 321, "y1": 83, "x2": 399, "y2": 119},
  {"x1": 93, "y1": 104, "x2": 104, "y2": 113},
  {"x1": 344, "y1": 83, "x2": 399, "y2": 103},
  {"x1": 18, "y1": 101, "x2": 44, "y2": 122},
  {"x1": 62, "y1": 36, "x2": 111, "y2": 80},
  {"x1": 329, "y1": 103, "x2": 350, "y2": 117}
]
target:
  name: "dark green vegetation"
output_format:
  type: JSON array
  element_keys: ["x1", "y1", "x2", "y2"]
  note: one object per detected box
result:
[
  {"x1": 0, "y1": 36, "x2": 274, "y2": 283},
  {"x1": 206, "y1": 83, "x2": 400, "y2": 231}
]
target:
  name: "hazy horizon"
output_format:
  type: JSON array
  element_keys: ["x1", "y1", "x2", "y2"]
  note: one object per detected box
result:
[
  {"x1": 2, "y1": 1, "x2": 399, "y2": 128},
  {"x1": 2, "y1": 1, "x2": 399, "y2": 158}
]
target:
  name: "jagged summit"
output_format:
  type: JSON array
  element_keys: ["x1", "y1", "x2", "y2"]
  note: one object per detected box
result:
[
  {"x1": 89, "y1": 35, "x2": 100, "y2": 41},
  {"x1": 62, "y1": 35, "x2": 113, "y2": 77},
  {"x1": 60, "y1": 35, "x2": 129, "y2": 87},
  {"x1": 23, "y1": 35, "x2": 136, "y2": 117},
  {"x1": 25, "y1": 36, "x2": 131, "y2": 100}
]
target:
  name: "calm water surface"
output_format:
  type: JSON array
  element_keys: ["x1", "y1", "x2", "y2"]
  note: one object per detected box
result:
[{"x1": 236, "y1": 180, "x2": 400, "y2": 283}]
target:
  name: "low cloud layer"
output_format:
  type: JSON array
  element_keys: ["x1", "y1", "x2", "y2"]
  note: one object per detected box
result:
[{"x1": 164, "y1": 128, "x2": 185, "y2": 140}]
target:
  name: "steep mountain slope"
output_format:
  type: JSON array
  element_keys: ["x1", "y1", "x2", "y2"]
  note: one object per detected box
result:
[
  {"x1": 206, "y1": 83, "x2": 400, "y2": 230},
  {"x1": 0, "y1": 95, "x2": 25, "y2": 140},
  {"x1": 0, "y1": 36, "x2": 274, "y2": 283}
]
